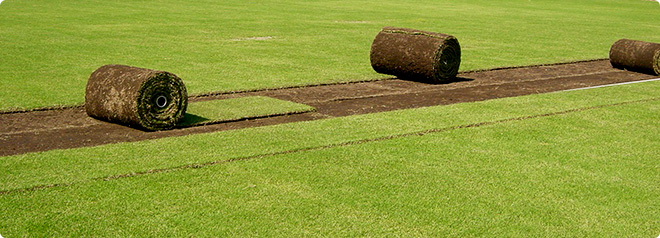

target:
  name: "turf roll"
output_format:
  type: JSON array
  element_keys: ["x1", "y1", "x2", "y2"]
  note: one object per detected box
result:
[
  {"x1": 370, "y1": 27, "x2": 461, "y2": 83},
  {"x1": 85, "y1": 64, "x2": 188, "y2": 131},
  {"x1": 609, "y1": 39, "x2": 660, "y2": 75}
]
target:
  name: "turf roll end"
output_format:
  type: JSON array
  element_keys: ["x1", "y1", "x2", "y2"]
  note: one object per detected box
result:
[
  {"x1": 370, "y1": 27, "x2": 461, "y2": 83},
  {"x1": 85, "y1": 64, "x2": 188, "y2": 131},
  {"x1": 609, "y1": 39, "x2": 660, "y2": 76}
]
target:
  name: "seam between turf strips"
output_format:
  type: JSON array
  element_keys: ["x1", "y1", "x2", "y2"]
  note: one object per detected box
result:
[
  {"x1": 177, "y1": 110, "x2": 316, "y2": 128},
  {"x1": 0, "y1": 110, "x2": 317, "y2": 136},
  {"x1": 1, "y1": 96, "x2": 657, "y2": 196}
]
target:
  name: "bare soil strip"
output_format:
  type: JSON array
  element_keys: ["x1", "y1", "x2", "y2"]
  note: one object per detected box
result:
[{"x1": 0, "y1": 59, "x2": 656, "y2": 156}]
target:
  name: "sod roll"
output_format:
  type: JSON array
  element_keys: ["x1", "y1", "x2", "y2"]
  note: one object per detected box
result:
[
  {"x1": 609, "y1": 39, "x2": 660, "y2": 75},
  {"x1": 85, "y1": 64, "x2": 188, "y2": 131},
  {"x1": 370, "y1": 27, "x2": 461, "y2": 83}
]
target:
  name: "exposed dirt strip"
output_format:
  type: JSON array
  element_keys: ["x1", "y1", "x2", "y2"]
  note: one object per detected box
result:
[
  {"x1": 0, "y1": 59, "x2": 656, "y2": 156},
  {"x1": 2, "y1": 97, "x2": 657, "y2": 195}
]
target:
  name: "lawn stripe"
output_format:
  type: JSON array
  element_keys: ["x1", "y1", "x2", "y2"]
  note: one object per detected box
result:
[
  {"x1": 2, "y1": 97, "x2": 657, "y2": 196},
  {"x1": 2, "y1": 80, "x2": 658, "y2": 193},
  {"x1": 0, "y1": 93, "x2": 658, "y2": 237},
  {"x1": 4, "y1": 0, "x2": 659, "y2": 111}
]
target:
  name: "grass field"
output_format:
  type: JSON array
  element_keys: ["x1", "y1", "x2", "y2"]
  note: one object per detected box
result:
[
  {"x1": 1, "y1": 0, "x2": 660, "y2": 237},
  {"x1": 1, "y1": 0, "x2": 660, "y2": 110},
  {"x1": 1, "y1": 81, "x2": 659, "y2": 236}
]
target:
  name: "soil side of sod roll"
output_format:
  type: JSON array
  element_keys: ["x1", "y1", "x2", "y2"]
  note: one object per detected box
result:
[
  {"x1": 85, "y1": 65, "x2": 188, "y2": 131},
  {"x1": 370, "y1": 27, "x2": 461, "y2": 83},
  {"x1": 609, "y1": 39, "x2": 660, "y2": 75}
]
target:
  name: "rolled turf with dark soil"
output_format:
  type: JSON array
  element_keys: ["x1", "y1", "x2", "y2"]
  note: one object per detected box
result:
[
  {"x1": 370, "y1": 27, "x2": 461, "y2": 83},
  {"x1": 85, "y1": 64, "x2": 188, "y2": 131},
  {"x1": 609, "y1": 39, "x2": 660, "y2": 75},
  {"x1": 3, "y1": 60, "x2": 656, "y2": 156}
]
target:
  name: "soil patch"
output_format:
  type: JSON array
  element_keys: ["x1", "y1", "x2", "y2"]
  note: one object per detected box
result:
[{"x1": 1, "y1": 59, "x2": 656, "y2": 156}]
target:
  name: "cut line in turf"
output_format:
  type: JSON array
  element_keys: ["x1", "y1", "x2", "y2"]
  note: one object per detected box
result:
[
  {"x1": 95, "y1": 97, "x2": 660, "y2": 182},
  {"x1": 3, "y1": 96, "x2": 659, "y2": 195},
  {"x1": 1, "y1": 79, "x2": 659, "y2": 193},
  {"x1": 177, "y1": 96, "x2": 315, "y2": 127}
]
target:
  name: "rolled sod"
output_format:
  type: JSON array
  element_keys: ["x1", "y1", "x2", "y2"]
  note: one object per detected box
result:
[
  {"x1": 609, "y1": 39, "x2": 660, "y2": 75},
  {"x1": 85, "y1": 64, "x2": 188, "y2": 131},
  {"x1": 370, "y1": 27, "x2": 461, "y2": 83}
]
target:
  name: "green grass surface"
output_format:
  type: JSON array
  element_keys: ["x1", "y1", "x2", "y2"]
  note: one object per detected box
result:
[
  {"x1": 2, "y1": 0, "x2": 660, "y2": 236},
  {"x1": 1, "y1": 82, "x2": 658, "y2": 237},
  {"x1": 3, "y1": 81, "x2": 657, "y2": 192},
  {"x1": 179, "y1": 96, "x2": 314, "y2": 126},
  {"x1": 1, "y1": 0, "x2": 660, "y2": 110}
]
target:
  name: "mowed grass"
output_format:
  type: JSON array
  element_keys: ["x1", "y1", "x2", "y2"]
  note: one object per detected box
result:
[
  {"x1": 1, "y1": 82, "x2": 658, "y2": 236},
  {"x1": 179, "y1": 96, "x2": 315, "y2": 126},
  {"x1": 1, "y1": 0, "x2": 660, "y2": 110},
  {"x1": 2, "y1": 0, "x2": 660, "y2": 236}
]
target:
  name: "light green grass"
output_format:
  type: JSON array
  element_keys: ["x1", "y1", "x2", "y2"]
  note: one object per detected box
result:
[
  {"x1": 2, "y1": 81, "x2": 658, "y2": 191},
  {"x1": 179, "y1": 96, "x2": 314, "y2": 126},
  {"x1": 2, "y1": 1, "x2": 660, "y2": 236},
  {"x1": 1, "y1": 0, "x2": 660, "y2": 110},
  {"x1": 1, "y1": 82, "x2": 658, "y2": 237}
]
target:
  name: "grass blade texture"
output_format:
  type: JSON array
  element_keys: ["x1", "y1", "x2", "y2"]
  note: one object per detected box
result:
[
  {"x1": 1, "y1": 0, "x2": 660, "y2": 110},
  {"x1": 179, "y1": 96, "x2": 315, "y2": 127},
  {"x1": 1, "y1": 81, "x2": 658, "y2": 191},
  {"x1": 1, "y1": 81, "x2": 658, "y2": 236}
]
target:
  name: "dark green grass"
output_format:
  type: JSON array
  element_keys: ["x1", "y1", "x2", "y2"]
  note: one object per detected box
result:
[
  {"x1": 1, "y1": 0, "x2": 660, "y2": 110},
  {"x1": 0, "y1": 82, "x2": 658, "y2": 236},
  {"x1": 178, "y1": 96, "x2": 314, "y2": 126}
]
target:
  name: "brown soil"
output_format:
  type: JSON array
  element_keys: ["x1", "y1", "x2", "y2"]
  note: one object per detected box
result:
[{"x1": 1, "y1": 59, "x2": 655, "y2": 157}]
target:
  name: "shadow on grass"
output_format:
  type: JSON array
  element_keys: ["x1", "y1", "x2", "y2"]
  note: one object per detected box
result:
[
  {"x1": 398, "y1": 76, "x2": 475, "y2": 85},
  {"x1": 177, "y1": 113, "x2": 210, "y2": 127}
]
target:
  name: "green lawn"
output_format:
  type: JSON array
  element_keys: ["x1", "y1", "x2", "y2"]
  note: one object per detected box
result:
[
  {"x1": 2, "y1": 0, "x2": 660, "y2": 237},
  {"x1": 1, "y1": 81, "x2": 659, "y2": 236},
  {"x1": 179, "y1": 96, "x2": 315, "y2": 127},
  {"x1": 1, "y1": 0, "x2": 660, "y2": 110}
]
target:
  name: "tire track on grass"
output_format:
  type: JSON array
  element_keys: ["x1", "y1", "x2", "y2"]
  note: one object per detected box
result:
[{"x1": 2, "y1": 96, "x2": 658, "y2": 196}]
